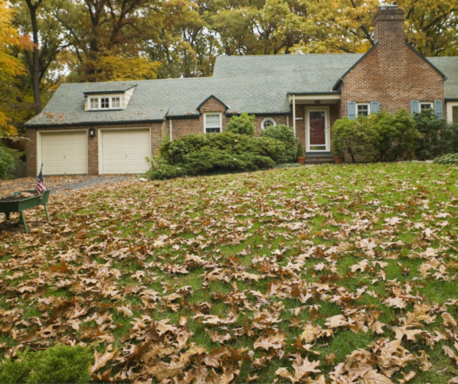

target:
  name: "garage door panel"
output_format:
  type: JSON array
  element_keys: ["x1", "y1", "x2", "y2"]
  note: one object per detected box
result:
[
  {"x1": 101, "y1": 129, "x2": 150, "y2": 174},
  {"x1": 41, "y1": 132, "x2": 87, "y2": 175}
]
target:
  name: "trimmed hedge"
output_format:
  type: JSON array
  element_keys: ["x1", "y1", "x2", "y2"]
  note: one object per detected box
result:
[
  {"x1": 147, "y1": 132, "x2": 283, "y2": 180},
  {"x1": 159, "y1": 132, "x2": 286, "y2": 164}
]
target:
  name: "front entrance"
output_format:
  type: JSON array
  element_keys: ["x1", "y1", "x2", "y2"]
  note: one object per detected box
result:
[{"x1": 306, "y1": 108, "x2": 330, "y2": 152}]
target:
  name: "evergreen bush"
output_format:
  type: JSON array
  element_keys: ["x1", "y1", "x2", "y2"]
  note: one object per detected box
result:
[
  {"x1": 0, "y1": 146, "x2": 15, "y2": 179},
  {"x1": 413, "y1": 109, "x2": 449, "y2": 160},
  {"x1": 331, "y1": 116, "x2": 379, "y2": 163},
  {"x1": 224, "y1": 112, "x2": 255, "y2": 136},
  {"x1": 373, "y1": 109, "x2": 419, "y2": 162},
  {"x1": 434, "y1": 153, "x2": 458, "y2": 164},
  {"x1": 0, "y1": 344, "x2": 93, "y2": 384},
  {"x1": 260, "y1": 124, "x2": 297, "y2": 162}
]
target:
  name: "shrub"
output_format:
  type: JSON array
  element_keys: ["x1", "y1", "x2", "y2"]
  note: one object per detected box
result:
[
  {"x1": 159, "y1": 132, "x2": 286, "y2": 165},
  {"x1": 261, "y1": 124, "x2": 297, "y2": 162},
  {"x1": 184, "y1": 149, "x2": 274, "y2": 175},
  {"x1": 0, "y1": 146, "x2": 15, "y2": 179},
  {"x1": 248, "y1": 137, "x2": 287, "y2": 163},
  {"x1": 224, "y1": 112, "x2": 255, "y2": 136},
  {"x1": 413, "y1": 110, "x2": 450, "y2": 160},
  {"x1": 145, "y1": 155, "x2": 186, "y2": 180},
  {"x1": 331, "y1": 116, "x2": 379, "y2": 163},
  {"x1": 297, "y1": 143, "x2": 304, "y2": 158},
  {"x1": 373, "y1": 109, "x2": 419, "y2": 162},
  {"x1": 0, "y1": 344, "x2": 93, "y2": 384},
  {"x1": 440, "y1": 122, "x2": 458, "y2": 155},
  {"x1": 434, "y1": 153, "x2": 458, "y2": 164}
]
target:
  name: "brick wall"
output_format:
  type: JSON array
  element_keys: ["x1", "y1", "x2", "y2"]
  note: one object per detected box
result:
[
  {"x1": 169, "y1": 96, "x2": 289, "y2": 140},
  {"x1": 26, "y1": 122, "x2": 162, "y2": 177},
  {"x1": 340, "y1": 7, "x2": 444, "y2": 117}
]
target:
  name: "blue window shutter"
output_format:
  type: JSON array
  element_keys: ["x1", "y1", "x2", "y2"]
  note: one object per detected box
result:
[
  {"x1": 370, "y1": 101, "x2": 379, "y2": 114},
  {"x1": 411, "y1": 100, "x2": 420, "y2": 115},
  {"x1": 347, "y1": 102, "x2": 356, "y2": 119},
  {"x1": 434, "y1": 100, "x2": 443, "y2": 119}
]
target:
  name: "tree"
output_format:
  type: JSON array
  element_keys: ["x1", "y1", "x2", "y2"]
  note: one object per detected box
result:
[
  {"x1": 0, "y1": 0, "x2": 30, "y2": 135},
  {"x1": 293, "y1": 0, "x2": 458, "y2": 55}
]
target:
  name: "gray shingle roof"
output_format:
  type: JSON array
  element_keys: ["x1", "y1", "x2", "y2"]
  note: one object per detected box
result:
[
  {"x1": 428, "y1": 57, "x2": 458, "y2": 100},
  {"x1": 25, "y1": 53, "x2": 458, "y2": 127}
]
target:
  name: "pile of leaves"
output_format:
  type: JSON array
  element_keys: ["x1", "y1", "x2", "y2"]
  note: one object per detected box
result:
[{"x1": 0, "y1": 162, "x2": 458, "y2": 383}]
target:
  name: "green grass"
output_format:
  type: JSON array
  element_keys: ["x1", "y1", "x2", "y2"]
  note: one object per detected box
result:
[{"x1": 0, "y1": 162, "x2": 458, "y2": 383}]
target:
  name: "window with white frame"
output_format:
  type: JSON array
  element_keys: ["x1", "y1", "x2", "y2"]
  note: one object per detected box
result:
[
  {"x1": 89, "y1": 95, "x2": 123, "y2": 110},
  {"x1": 204, "y1": 113, "x2": 222, "y2": 133},
  {"x1": 357, "y1": 103, "x2": 370, "y2": 117},
  {"x1": 261, "y1": 118, "x2": 276, "y2": 129},
  {"x1": 453, "y1": 106, "x2": 458, "y2": 124},
  {"x1": 420, "y1": 102, "x2": 434, "y2": 111}
]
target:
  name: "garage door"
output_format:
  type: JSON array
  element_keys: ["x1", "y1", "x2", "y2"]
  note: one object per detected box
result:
[
  {"x1": 41, "y1": 131, "x2": 88, "y2": 175},
  {"x1": 101, "y1": 129, "x2": 150, "y2": 174}
]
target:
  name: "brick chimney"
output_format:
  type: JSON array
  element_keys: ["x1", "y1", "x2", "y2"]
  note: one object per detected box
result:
[{"x1": 373, "y1": 6, "x2": 405, "y2": 46}]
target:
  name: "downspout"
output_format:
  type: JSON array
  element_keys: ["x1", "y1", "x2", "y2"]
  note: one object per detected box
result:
[
  {"x1": 293, "y1": 95, "x2": 296, "y2": 137},
  {"x1": 169, "y1": 118, "x2": 173, "y2": 141}
]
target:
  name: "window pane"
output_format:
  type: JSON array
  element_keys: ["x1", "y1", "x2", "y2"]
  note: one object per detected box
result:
[
  {"x1": 420, "y1": 103, "x2": 433, "y2": 111},
  {"x1": 263, "y1": 118, "x2": 275, "y2": 129},
  {"x1": 453, "y1": 106, "x2": 458, "y2": 124},
  {"x1": 206, "y1": 127, "x2": 221, "y2": 133},
  {"x1": 101, "y1": 98, "x2": 109, "y2": 108},
  {"x1": 357, "y1": 104, "x2": 369, "y2": 116},
  {"x1": 90, "y1": 98, "x2": 98, "y2": 109},
  {"x1": 205, "y1": 114, "x2": 220, "y2": 128},
  {"x1": 112, "y1": 97, "x2": 120, "y2": 108}
]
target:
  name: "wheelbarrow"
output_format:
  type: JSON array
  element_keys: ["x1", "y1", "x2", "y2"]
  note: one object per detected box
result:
[{"x1": 0, "y1": 190, "x2": 50, "y2": 233}]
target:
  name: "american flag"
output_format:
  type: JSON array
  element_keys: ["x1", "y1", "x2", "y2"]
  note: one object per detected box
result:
[{"x1": 36, "y1": 166, "x2": 46, "y2": 195}]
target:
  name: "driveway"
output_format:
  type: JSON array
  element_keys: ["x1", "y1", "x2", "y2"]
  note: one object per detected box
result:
[{"x1": 0, "y1": 175, "x2": 137, "y2": 198}]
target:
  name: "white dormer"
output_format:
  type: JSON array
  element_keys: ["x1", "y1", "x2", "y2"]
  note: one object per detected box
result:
[{"x1": 84, "y1": 86, "x2": 136, "y2": 111}]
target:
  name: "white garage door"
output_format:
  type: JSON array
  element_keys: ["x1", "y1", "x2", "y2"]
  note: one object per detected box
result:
[
  {"x1": 101, "y1": 129, "x2": 151, "y2": 174},
  {"x1": 41, "y1": 131, "x2": 88, "y2": 175}
]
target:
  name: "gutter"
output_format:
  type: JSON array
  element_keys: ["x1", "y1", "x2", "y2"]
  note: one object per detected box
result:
[{"x1": 24, "y1": 119, "x2": 165, "y2": 128}]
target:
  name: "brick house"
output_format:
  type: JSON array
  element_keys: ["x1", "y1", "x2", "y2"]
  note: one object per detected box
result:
[{"x1": 24, "y1": 6, "x2": 458, "y2": 176}]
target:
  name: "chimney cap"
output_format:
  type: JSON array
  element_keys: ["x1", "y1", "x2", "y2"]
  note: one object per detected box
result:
[{"x1": 378, "y1": 5, "x2": 399, "y2": 10}]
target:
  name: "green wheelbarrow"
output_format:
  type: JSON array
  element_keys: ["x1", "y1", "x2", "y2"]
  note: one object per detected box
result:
[{"x1": 0, "y1": 190, "x2": 50, "y2": 233}]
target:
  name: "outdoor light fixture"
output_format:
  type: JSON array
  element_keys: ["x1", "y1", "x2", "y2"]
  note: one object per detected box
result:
[{"x1": 89, "y1": 127, "x2": 95, "y2": 137}]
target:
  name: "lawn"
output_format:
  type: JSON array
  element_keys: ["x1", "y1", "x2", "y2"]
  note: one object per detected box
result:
[{"x1": 1, "y1": 162, "x2": 458, "y2": 384}]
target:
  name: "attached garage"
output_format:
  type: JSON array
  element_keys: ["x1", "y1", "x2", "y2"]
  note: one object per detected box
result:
[
  {"x1": 99, "y1": 128, "x2": 151, "y2": 174},
  {"x1": 40, "y1": 131, "x2": 88, "y2": 175}
]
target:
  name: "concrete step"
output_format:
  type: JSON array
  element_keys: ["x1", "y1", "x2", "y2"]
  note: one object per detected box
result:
[{"x1": 304, "y1": 155, "x2": 335, "y2": 164}]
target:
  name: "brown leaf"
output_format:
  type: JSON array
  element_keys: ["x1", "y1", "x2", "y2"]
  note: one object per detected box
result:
[
  {"x1": 275, "y1": 354, "x2": 321, "y2": 383},
  {"x1": 359, "y1": 369, "x2": 393, "y2": 384},
  {"x1": 325, "y1": 352, "x2": 336, "y2": 366},
  {"x1": 90, "y1": 346, "x2": 118, "y2": 375}
]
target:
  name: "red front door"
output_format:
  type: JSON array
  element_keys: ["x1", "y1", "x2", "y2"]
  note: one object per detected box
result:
[{"x1": 308, "y1": 111, "x2": 326, "y2": 151}]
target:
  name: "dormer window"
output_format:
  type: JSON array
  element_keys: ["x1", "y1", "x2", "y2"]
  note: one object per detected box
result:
[
  {"x1": 84, "y1": 85, "x2": 136, "y2": 111},
  {"x1": 88, "y1": 95, "x2": 123, "y2": 110}
]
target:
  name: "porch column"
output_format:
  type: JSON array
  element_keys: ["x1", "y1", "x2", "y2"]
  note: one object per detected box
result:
[{"x1": 292, "y1": 95, "x2": 296, "y2": 137}]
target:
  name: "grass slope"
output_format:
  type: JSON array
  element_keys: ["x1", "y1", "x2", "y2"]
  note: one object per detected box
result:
[{"x1": 1, "y1": 162, "x2": 458, "y2": 383}]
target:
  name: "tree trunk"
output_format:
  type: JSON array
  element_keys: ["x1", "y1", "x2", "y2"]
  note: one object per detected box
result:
[{"x1": 24, "y1": 0, "x2": 43, "y2": 114}]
